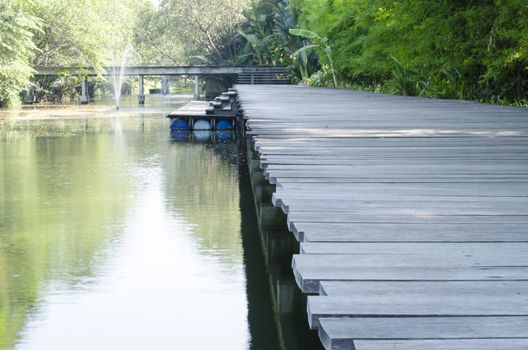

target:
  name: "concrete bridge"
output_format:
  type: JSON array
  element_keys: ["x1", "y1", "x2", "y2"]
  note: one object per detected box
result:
[{"x1": 33, "y1": 66, "x2": 288, "y2": 103}]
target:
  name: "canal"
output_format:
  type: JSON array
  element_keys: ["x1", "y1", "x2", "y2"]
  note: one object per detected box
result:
[{"x1": 0, "y1": 95, "x2": 322, "y2": 350}]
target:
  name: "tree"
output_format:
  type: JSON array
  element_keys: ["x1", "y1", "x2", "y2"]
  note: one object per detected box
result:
[
  {"x1": 30, "y1": 0, "x2": 149, "y2": 101},
  {"x1": 132, "y1": 1, "x2": 188, "y2": 65},
  {"x1": 159, "y1": 0, "x2": 249, "y2": 65},
  {"x1": 0, "y1": 0, "x2": 41, "y2": 105}
]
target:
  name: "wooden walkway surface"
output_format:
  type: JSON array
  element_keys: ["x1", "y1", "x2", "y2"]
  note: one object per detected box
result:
[{"x1": 236, "y1": 85, "x2": 528, "y2": 350}]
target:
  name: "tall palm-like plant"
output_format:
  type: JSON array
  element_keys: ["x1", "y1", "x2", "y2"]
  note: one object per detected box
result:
[{"x1": 289, "y1": 28, "x2": 337, "y2": 88}]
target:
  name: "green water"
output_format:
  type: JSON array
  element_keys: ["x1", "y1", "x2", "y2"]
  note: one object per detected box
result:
[
  {"x1": 0, "y1": 95, "x2": 322, "y2": 350},
  {"x1": 0, "y1": 96, "x2": 254, "y2": 349}
]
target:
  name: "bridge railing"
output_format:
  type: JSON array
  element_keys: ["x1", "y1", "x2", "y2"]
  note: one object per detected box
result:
[
  {"x1": 237, "y1": 67, "x2": 290, "y2": 85},
  {"x1": 34, "y1": 65, "x2": 289, "y2": 80}
]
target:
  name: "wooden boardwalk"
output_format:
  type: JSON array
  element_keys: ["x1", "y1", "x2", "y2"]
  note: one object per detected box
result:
[{"x1": 237, "y1": 85, "x2": 528, "y2": 350}]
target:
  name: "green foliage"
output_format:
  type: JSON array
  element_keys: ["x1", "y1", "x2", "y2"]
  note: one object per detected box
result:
[
  {"x1": 305, "y1": 64, "x2": 334, "y2": 87},
  {"x1": 290, "y1": 28, "x2": 337, "y2": 87},
  {"x1": 235, "y1": 0, "x2": 304, "y2": 67},
  {"x1": 132, "y1": 1, "x2": 188, "y2": 65},
  {"x1": 4, "y1": 0, "x2": 525, "y2": 105},
  {"x1": 151, "y1": 0, "x2": 249, "y2": 65},
  {"x1": 33, "y1": 0, "x2": 146, "y2": 69},
  {"x1": 0, "y1": 0, "x2": 41, "y2": 105},
  {"x1": 388, "y1": 55, "x2": 417, "y2": 96},
  {"x1": 292, "y1": 0, "x2": 528, "y2": 104},
  {"x1": 1, "y1": 0, "x2": 151, "y2": 104},
  {"x1": 31, "y1": 0, "x2": 149, "y2": 100}
]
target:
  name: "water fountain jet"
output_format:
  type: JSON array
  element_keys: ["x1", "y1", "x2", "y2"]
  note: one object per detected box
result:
[{"x1": 108, "y1": 46, "x2": 131, "y2": 110}]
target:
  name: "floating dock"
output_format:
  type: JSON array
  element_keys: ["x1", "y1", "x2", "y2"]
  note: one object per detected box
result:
[
  {"x1": 238, "y1": 84, "x2": 528, "y2": 350},
  {"x1": 166, "y1": 89, "x2": 240, "y2": 130}
]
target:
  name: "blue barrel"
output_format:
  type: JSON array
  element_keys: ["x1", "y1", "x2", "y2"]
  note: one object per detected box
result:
[
  {"x1": 170, "y1": 130, "x2": 190, "y2": 141},
  {"x1": 194, "y1": 119, "x2": 211, "y2": 130},
  {"x1": 216, "y1": 131, "x2": 233, "y2": 142},
  {"x1": 216, "y1": 119, "x2": 232, "y2": 130},
  {"x1": 171, "y1": 119, "x2": 189, "y2": 130}
]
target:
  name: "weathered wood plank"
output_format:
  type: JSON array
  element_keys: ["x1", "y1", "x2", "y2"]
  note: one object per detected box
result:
[
  {"x1": 318, "y1": 280, "x2": 528, "y2": 296},
  {"x1": 318, "y1": 317, "x2": 528, "y2": 350},
  {"x1": 292, "y1": 254, "x2": 528, "y2": 293},
  {"x1": 276, "y1": 199, "x2": 528, "y2": 215},
  {"x1": 351, "y1": 339, "x2": 528, "y2": 350},
  {"x1": 290, "y1": 222, "x2": 528, "y2": 243},
  {"x1": 308, "y1": 292, "x2": 528, "y2": 329},
  {"x1": 237, "y1": 84, "x2": 528, "y2": 350},
  {"x1": 300, "y1": 242, "x2": 528, "y2": 259},
  {"x1": 286, "y1": 213, "x2": 528, "y2": 233},
  {"x1": 274, "y1": 182, "x2": 528, "y2": 196}
]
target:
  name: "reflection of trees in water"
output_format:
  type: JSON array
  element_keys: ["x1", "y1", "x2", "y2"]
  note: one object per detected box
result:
[
  {"x1": 0, "y1": 116, "x2": 149, "y2": 138},
  {"x1": 0, "y1": 129, "x2": 134, "y2": 349},
  {"x1": 0, "y1": 116, "x2": 245, "y2": 348},
  {"x1": 161, "y1": 141, "x2": 243, "y2": 265}
]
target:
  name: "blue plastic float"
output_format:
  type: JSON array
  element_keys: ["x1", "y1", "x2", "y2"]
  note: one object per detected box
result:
[
  {"x1": 170, "y1": 119, "x2": 189, "y2": 130},
  {"x1": 193, "y1": 119, "x2": 211, "y2": 130},
  {"x1": 216, "y1": 120, "x2": 232, "y2": 130}
]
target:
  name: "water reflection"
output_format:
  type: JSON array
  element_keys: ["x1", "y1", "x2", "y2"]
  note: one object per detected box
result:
[
  {"x1": 193, "y1": 130, "x2": 211, "y2": 142},
  {"x1": 0, "y1": 96, "x2": 321, "y2": 350},
  {"x1": 242, "y1": 140, "x2": 324, "y2": 350},
  {"x1": 170, "y1": 130, "x2": 235, "y2": 144},
  {"x1": 0, "y1": 98, "x2": 249, "y2": 349}
]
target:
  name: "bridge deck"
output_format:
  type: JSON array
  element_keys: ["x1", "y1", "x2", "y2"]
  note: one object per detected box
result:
[
  {"x1": 33, "y1": 65, "x2": 287, "y2": 77},
  {"x1": 236, "y1": 84, "x2": 528, "y2": 350}
]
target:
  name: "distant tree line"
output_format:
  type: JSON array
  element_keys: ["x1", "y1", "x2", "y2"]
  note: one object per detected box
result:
[{"x1": 1, "y1": 0, "x2": 526, "y2": 105}]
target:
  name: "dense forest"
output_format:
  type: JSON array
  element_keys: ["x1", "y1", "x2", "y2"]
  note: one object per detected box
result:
[{"x1": 1, "y1": 0, "x2": 527, "y2": 105}]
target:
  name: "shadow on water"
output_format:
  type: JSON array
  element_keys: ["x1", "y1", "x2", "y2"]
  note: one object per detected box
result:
[
  {"x1": 169, "y1": 130, "x2": 324, "y2": 350},
  {"x1": 239, "y1": 141, "x2": 324, "y2": 350}
]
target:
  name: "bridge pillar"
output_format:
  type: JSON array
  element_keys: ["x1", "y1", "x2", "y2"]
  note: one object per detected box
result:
[
  {"x1": 194, "y1": 74, "x2": 200, "y2": 99},
  {"x1": 138, "y1": 75, "x2": 145, "y2": 105},
  {"x1": 161, "y1": 76, "x2": 170, "y2": 95},
  {"x1": 22, "y1": 86, "x2": 36, "y2": 104},
  {"x1": 80, "y1": 78, "x2": 89, "y2": 104}
]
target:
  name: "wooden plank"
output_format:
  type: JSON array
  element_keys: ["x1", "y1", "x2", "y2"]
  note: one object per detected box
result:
[
  {"x1": 290, "y1": 222, "x2": 528, "y2": 243},
  {"x1": 308, "y1": 292, "x2": 528, "y2": 329},
  {"x1": 167, "y1": 101, "x2": 209, "y2": 116},
  {"x1": 273, "y1": 178, "x2": 528, "y2": 185},
  {"x1": 318, "y1": 317, "x2": 528, "y2": 350},
  {"x1": 276, "y1": 177, "x2": 528, "y2": 185},
  {"x1": 291, "y1": 254, "x2": 528, "y2": 293},
  {"x1": 318, "y1": 280, "x2": 528, "y2": 296},
  {"x1": 254, "y1": 136, "x2": 528, "y2": 144},
  {"x1": 286, "y1": 214, "x2": 528, "y2": 233},
  {"x1": 276, "y1": 199, "x2": 528, "y2": 215},
  {"x1": 300, "y1": 242, "x2": 528, "y2": 259},
  {"x1": 261, "y1": 158, "x2": 528, "y2": 167},
  {"x1": 264, "y1": 164, "x2": 528, "y2": 173},
  {"x1": 274, "y1": 182, "x2": 528, "y2": 196},
  {"x1": 237, "y1": 85, "x2": 528, "y2": 350},
  {"x1": 351, "y1": 339, "x2": 528, "y2": 350}
]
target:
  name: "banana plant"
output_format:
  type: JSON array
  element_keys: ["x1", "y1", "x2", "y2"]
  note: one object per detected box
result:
[{"x1": 289, "y1": 28, "x2": 337, "y2": 88}]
